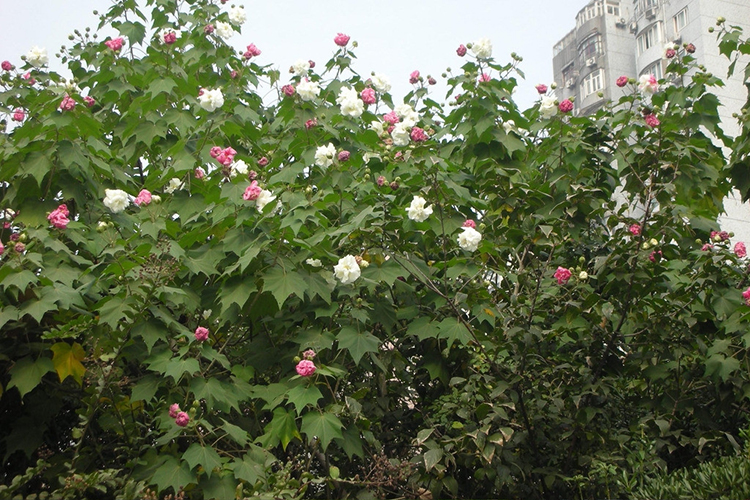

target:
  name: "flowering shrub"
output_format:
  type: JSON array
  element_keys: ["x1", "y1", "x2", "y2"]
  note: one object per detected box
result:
[{"x1": 1, "y1": 3, "x2": 750, "y2": 499}]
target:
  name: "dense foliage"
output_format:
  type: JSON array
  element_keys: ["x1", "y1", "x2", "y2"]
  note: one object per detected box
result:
[{"x1": 1, "y1": 1, "x2": 750, "y2": 498}]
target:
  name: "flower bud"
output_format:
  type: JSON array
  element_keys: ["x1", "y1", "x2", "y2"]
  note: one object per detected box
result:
[
  {"x1": 649, "y1": 238, "x2": 658, "y2": 246},
  {"x1": 579, "y1": 271, "x2": 588, "y2": 280},
  {"x1": 151, "y1": 195, "x2": 162, "y2": 204}
]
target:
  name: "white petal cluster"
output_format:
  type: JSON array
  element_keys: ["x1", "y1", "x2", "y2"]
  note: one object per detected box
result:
[
  {"x1": 394, "y1": 103, "x2": 419, "y2": 127},
  {"x1": 539, "y1": 95, "x2": 557, "y2": 118},
  {"x1": 471, "y1": 37, "x2": 493, "y2": 59},
  {"x1": 371, "y1": 73, "x2": 391, "y2": 93},
  {"x1": 334, "y1": 255, "x2": 361, "y2": 284},
  {"x1": 297, "y1": 79, "x2": 319, "y2": 101},
  {"x1": 103, "y1": 189, "x2": 130, "y2": 213},
  {"x1": 503, "y1": 120, "x2": 515, "y2": 133},
  {"x1": 407, "y1": 195, "x2": 433, "y2": 223},
  {"x1": 215, "y1": 21, "x2": 234, "y2": 39},
  {"x1": 231, "y1": 159, "x2": 249, "y2": 177},
  {"x1": 228, "y1": 5, "x2": 246, "y2": 26},
  {"x1": 164, "y1": 178, "x2": 184, "y2": 194},
  {"x1": 256, "y1": 189, "x2": 276, "y2": 211},
  {"x1": 292, "y1": 60, "x2": 311, "y2": 77},
  {"x1": 457, "y1": 227, "x2": 482, "y2": 252},
  {"x1": 391, "y1": 123, "x2": 410, "y2": 146},
  {"x1": 638, "y1": 74, "x2": 658, "y2": 94},
  {"x1": 198, "y1": 88, "x2": 224, "y2": 112},
  {"x1": 369, "y1": 120, "x2": 385, "y2": 135},
  {"x1": 315, "y1": 143, "x2": 336, "y2": 167},
  {"x1": 306, "y1": 258, "x2": 322, "y2": 267},
  {"x1": 26, "y1": 46, "x2": 48, "y2": 67},
  {"x1": 336, "y1": 87, "x2": 364, "y2": 118}
]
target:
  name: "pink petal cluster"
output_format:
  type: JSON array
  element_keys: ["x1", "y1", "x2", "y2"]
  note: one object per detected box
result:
[
  {"x1": 210, "y1": 146, "x2": 236, "y2": 166},
  {"x1": 629, "y1": 224, "x2": 641, "y2": 236},
  {"x1": 334, "y1": 33, "x2": 350, "y2": 47},
  {"x1": 644, "y1": 114, "x2": 660, "y2": 128},
  {"x1": 194, "y1": 167, "x2": 206, "y2": 180},
  {"x1": 479, "y1": 73, "x2": 491, "y2": 83},
  {"x1": 296, "y1": 359, "x2": 316, "y2": 377},
  {"x1": 175, "y1": 411, "x2": 190, "y2": 427},
  {"x1": 169, "y1": 403, "x2": 181, "y2": 418},
  {"x1": 559, "y1": 99, "x2": 574, "y2": 113},
  {"x1": 409, "y1": 70, "x2": 420, "y2": 84},
  {"x1": 360, "y1": 88, "x2": 376, "y2": 105},
  {"x1": 456, "y1": 44, "x2": 467, "y2": 57},
  {"x1": 23, "y1": 72, "x2": 35, "y2": 85},
  {"x1": 377, "y1": 175, "x2": 386, "y2": 187},
  {"x1": 735, "y1": 242, "x2": 746, "y2": 258},
  {"x1": 47, "y1": 204, "x2": 70, "y2": 229},
  {"x1": 702, "y1": 243, "x2": 713, "y2": 251},
  {"x1": 649, "y1": 250, "x2": 662, "y2": 262},
  {"x1": 616, "y1": 76, "x2": 628, "y2": 87},
  {"x1": 302, "y1": 349, "x2": 316, "y2": 360},
  {"x1": 554, "y1": 266, "x2": 572, "y2": 285},
  {"x1": 305, "y1": 118, "x2": 317, "y2": 130},
  {"x1": 134, "y1": 189, "x2": 152, "y2": 206},
  {"x1": 14, "y1": 243, "x2": 25, "y2": 253},
  {"x1": 383, "y1": 111, "x2": 399, "y2": 125},
  {"x1": 84, "y1": 96, "x2": 96, "y2": 107},
  {"x1": 463, "y1": 219, "x2": 476, "y2": 228},
  {"x1": 743, "y1": 287, "x2": 750, "y2": 306},
  {"x1": 410, "y1": 127, "x2": 428, "y2": 142},
  {"x1": 686, "y1": 43, "x2": 696, "y2": 54},
  {"x1": 257, "y1": 157, "x2": 269, "y2": 167},
  {"x1": 665, "y1": 48, "x2": 676, "y2": 58},
  {"x1": 535, "y1": 84, "x2": 548, "y2": 94},
  {"x1": 338, "y1": 150, "x2": 350, "y2": 162},
  {"x1": 59, "y1": 95, "x2": 76, "y2": 111},
  {"x1": 282, "y1": 84, "x2": 295, "y2": 97},
  {"x1": 163, "y1": 31, "x2": 177, "y2": 45},
  {"x1": 711, "y1": 230, "x2": 730, "y2": 242},
  {"x1": 0, "y1": 242, "x2": 4, "y2": 255},
  {"x1": 194, "y1": 326, "x2": 209, "y2": 342},
  {"x1": 243, "y1": 180, "x2": 262, "y2": 201},
  {"x1": 204, "y1": 24, "x2": 215, "y2": 34},
  {"x1": 12, "y1": 109, "x2": 24, "y2": 122},
  {"x1": 105, "y1": 37, "x2": 124, "y2": 52},
  {"x1": 1, "y1": 61, "x2": 13, "y2": 71},
  {"x1": 243, "y1": 43, "x2": 261, "y2": 59}
]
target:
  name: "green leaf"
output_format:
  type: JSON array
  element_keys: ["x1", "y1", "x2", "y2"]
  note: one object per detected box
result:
[
  {"x1": 262, "y1": 265, "x2": 307, "y2": 308},
  {"x1": 337, "y1": 326, "x2": 380, "y2": 365},
  {"x1": 7, "y1": 356, "x2": 55, "y2": 397},
  {"x1": 408, "y1": 317, "x2": 438, "y2": 341},
  {"x1": 257, "y1": 407, "x2": 300, "y2": 450},
  {"x1": 163, "y1": 357, "x2": 200, "y2": 381},
  {"x1": 424, "y1": 448, "x2": 443, "y2": 472},
  {"x1": 1, "y1": 269, "x2": 39, "y2": 292},
  {"x1": 286, "y1": 383, "x2": 323, "y2": 413},
  {"x1": 301, "y1": 411, "x2": 344, "y2": 452},
  {"x1": 201, "y1": 474, "x2": 238, "y2": 500},
  {"x1": 50, "y1": 342, "x2": 86, "y2": 385},
  {"x1": 705, "y1": 353, "x2": 741, "y2": 382},
  {"x1": 221, "y1": 419, "x2": 250, "y2": 446},
  {"x1": 219, "y1": 276, "x2": 257, "y2": 311},
  {"x1": 131, "y1": 374, "x2": 161, "y2": 402},
  {"x1": 230, "y1": 454, "x2": 266, "y2": 485},
  {"x1": 182, "y1": 443, "x2": 222, "y2": 478},
  {"x1": 437, "y1": 317, "x2": 472, "y2": 347},
  {"x1": 151, "y1": 456, "x2": 195, "y2": 495}
]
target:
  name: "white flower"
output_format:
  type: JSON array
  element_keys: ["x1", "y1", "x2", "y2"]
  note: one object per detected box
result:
[
  {"x1": 97, "y1": 221, "x2": 109, "y2": 231},
  {"x1": 164, "y1": 178, "x2": 184, "y2": 194},
  {"x1": 306, "y1": 258, "x2": 322, "y2": 267},
  {"x1": 202, "y1": 309, "x2": 212, "y2": 320},
  {"x1": 457, "y1": 226, "x2": 482, "y2": 252},
  {"x1": 579, "y1": 271, "x2": 588, "y2": 280},
  {"x1": 198, "y1": 88, "x2": 224, "y2": 112},
  {"x1": 336, "y1": 87, "x2": 364, "y2": 118},
  {"x1": 407, "y1": 195, "x2": 433, "y2": 223},
  {"x1": 231, "y1": 159, "x2": 249, "y2": 177},
  {"x1": 296, "y1": 79, "x2": 319, "y2": 101},
  {"x1": 638, "y1": 74, "x2": 658, "y2": 94},
  {"x1": 471, "y1": 38, "x2": 492, "y2": 59},
  {"x1": 369, "y1": 120, "x2": 385, "y2": 135},
  {"x1": 394, "y1": 103, "x2": 419, "y2": 127},
  {"x1": 315, "y1": 143, "x2": 336, "y2": 167},
  {"x1": 215, "y1": 21, "x2": 234, "y2": 39},
  {"x1": 539, "y1": 95, "x2": 557, "y2": 118},
  {"x1": 256, "y1": 189, "x2": 276, "y2": 211},
  {"x1": 26, "y1": 46, "x2": 48, "y2": 67},
  {"x1": 103, "y1": 189, "x2": 130, "y2": 213},
  {"x1": 333, "y1": 255, "x2": 361, "y2": 284},
  {"x1": 391, "y1": 122, "x2": 410, "y2": 146},
  {"x1": 371, "y1": 73, "x2": 391, "y2": 93},
  {"x1": 292, "y1": 59, "x2": 311, "y2": 77},
  {"x1": 358, "y1": 259, "x2": 369, "y2": 268},
  {"x1": 228, "y1": 5, "x2": 246, "y2": 26},
  {"x1": 503, "y1": 120, "x2": 515, "y2": 133}
]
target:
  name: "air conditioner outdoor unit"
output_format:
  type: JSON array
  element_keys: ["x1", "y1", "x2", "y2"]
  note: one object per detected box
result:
[
  {"x1": 645, "y1": 8, "x2": 655, "y2": 19},
  {"x1": 586, "y1": 58, "x2": 596, "y2": 67},
  {"x1": 615, "y1": 17, "x2": 627, "y2": 27},
  {"x1": 566, "y1": 78, "x2": 576, "y2": 88},
  {"x1": 630, "y1": 22, "x2": 638, "y2": 33}
]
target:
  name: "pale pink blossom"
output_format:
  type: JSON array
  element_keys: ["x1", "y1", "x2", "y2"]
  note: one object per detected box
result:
[
  {"x1": 257, "y1": 157, "x2": 269, "y2": 167},
  {"x1": 0, "y1": 242, "x2": 4, "y2": 255},
  {"x1": 702, "y1": 243, "x2": 713, "y2": 251},
  {"x1": 338, "y1": 150, "x2": 350, "y2": 162},
  {"x1": 456, "y1": 44, "x2": 467, "y2": 57},
  {"x1": 409, "y1": 70, "x2": 420, "y2": 84},
  {"x1": 59, "y1": 95, "x2": 76, "y2": 111},
  {"x1": 105, "y1": 37, "x2": 124, "y2": 51},
  {"x1": 84, "y1": 96, "x2": 95, "y2": 107},
  {"x1": 194, "y1": 326, "x2": 209, "y2": 342},
  {"x1": 194, "y1": 167, "x2": 205, "y2": 179},
  {"x1": 12, "y1": 109, "x2": 24, "y2": 122},
  {"x1": 47, "y1": 204, "x2": 70, "y2": 229},
  {"x1": 629, "y1": 224, "x2": 641, "y2": 236},
  {"x1": 463, "y1": 219, "x2": 476, "y2": 228},
  {"x1": 361, "y1": 87, "x2": 376, "y2": 105},
  {"x1": 383, "y1": 111, "x2": 399, "y2": 125},
  {"x1": 302, "y1": 349, "x2": 316, "y2": 360},
  {"x1": 616, "y1": 76, "x2": 628, "y2": 87},
  {"x1": 296, "y1": 359, "x2": 316, "y2": 377},
  {"x1": 644, "y1": 114, "x2": 660, "y2": 128},
  {"x1": 334, "y1": 33, "x2": 350, "y2": 46},
  {"x1": 410, "y1": 127, "x2": 428, "y2": 142},
  {"x1": 305, "y1": 118, "x2": 317, "y2": 130},
  {"x1": 175, "y1": 411, "x2": 190, "y2": 427},
  {"x1": 743, "y1": 287, "x2": 750, "y2": 306},
  {"x1": 559, "y1": 99, "x2": 573, "y2": 113},
  {"x1": 134, "y1": 189, "x2": 152, "y2": 206},
  {"x1": 535, "y1": 84, "x2": 548, "y2": 94},
  {"x1": 243, "y1": 181, "x2": 262, "y2": 201},
  {"x1": 479, "y1": 73, "x2": 491, "y2": 83},
  {"x1": 554, "y1": 267, "x2": 572, "y2": 285},
  {"x1": 735, "y1": 242, "x2": 746, "y2": 258},
  {"x1": 169, "y1": 403, "x2": 181, "y2": 418},
  {"x1": 282, "y1": 84, "x2": 295, "y2": 97},
  {"x1": 22, "y1": 72, "x2": 35, "y2": 85}
]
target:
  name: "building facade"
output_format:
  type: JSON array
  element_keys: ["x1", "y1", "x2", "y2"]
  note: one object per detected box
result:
[{"x1": 553, "y1": 0, "x2": 750, "y2": 238}]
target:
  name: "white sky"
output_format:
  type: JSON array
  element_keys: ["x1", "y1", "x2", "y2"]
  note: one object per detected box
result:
[{"x1": 0, "y1": 0, "x2": 586, "y2": 109}]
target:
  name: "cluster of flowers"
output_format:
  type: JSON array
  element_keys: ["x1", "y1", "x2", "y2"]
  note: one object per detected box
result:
[
  {"x1": 0, "y1": 209, "x2": 25, "y2": 256},
  {"x1": 369, "y1": 103, "x2": 425, "y2": 147},
  {"x1": 169, "y1": 403, "x2": 190, "y2": 427},
  {"x1": 242, "y1": 181, "x2": 276, "y2": 211},
  {"x1": 295, "y1": 349, "x2": 317, "y2": 377},
  {"x1": 103, "y1": 188, "x2": 164, "y2": 213}
]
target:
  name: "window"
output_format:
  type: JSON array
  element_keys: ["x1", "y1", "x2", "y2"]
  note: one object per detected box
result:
[
  {"x1": 606, "y1": 2, "x2": 620, "y2": 17},
  {"x1": 583, "y1": 69, "x2": 604, "y2": 97},
  {"x1": 578, "y1": 34, "x2": 602, "y2": 62},
  {"x1": 576, "y1": 1, "x2": 604, "y2": 27},
  {"x1": 673, "y1": 8, "x2": 688, "y2": 33},
  {"x1": 637, "y1": 23, "x2": 662, "y2": 55},
  {"x1": 641, "y1": 61, "x2": 663, "y2": 81}
]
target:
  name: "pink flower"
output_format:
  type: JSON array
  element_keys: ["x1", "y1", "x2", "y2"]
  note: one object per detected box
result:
[
  {"x1": 463, "y1": 219, "x2": 476, "y2": 229},
  {"x1": 243, "y1": 181, "x2": 262, "y2": 201},
  {"x1": 105, "y1": 37, "x2": 124, "y2": 52},
  {"x1": 47, "y1": 204, "x2": 70, "y2": 229},
  {"x1": 479, "y1": 73, "x2": 491, "y2": 83},
  {"x1": 535, "y1": 84, "x2": 548, "y2": 94},
  {"x1": 665, "y1": 48, "x2": 676, "y2": 58},
  {"x1": 743, "y1": 287, "x2": 750, "y2": 306},
  {"x1": 735, "y1": 242, "x2": 747, "y2": 258},
  {"x1": 649, "y1": 250, "x2": 662, "y2": 262},
  {"x1": 302, "y1": 349, "x2": 316, "y2": 360},
  {"x1": 14, "y1": 243, "x2": 25, "y2": 253},
  {"x1": 59, "y1": 95, "x2": 76, "y2": 111},
  {"x1": 629, "y1": 224, "x2": 641, "y2": 236},
  {"x1": 338, "y1": 150, "x2": 350, "y2": 162},
  {"x1": 308, "y1": 60, "x2": 316, "y2": 69},
  {"x1": 559, "y1": 99, "x2": 573, "y2": 113},
  {"x1": 616, "y1": 76, "x2": 628, "y2": 87},
  {"x1": 10, "y1": 233, "x2": 19, "y2": 242},
  {"x1": 377, "y1": 175, "x2": 386, "y2": 187},
  {"x1": 133, "y1": 189, "x2": 151, "y2": 206},
  {"x1": 409, "y1": 70, "x2": 420, "y2": 84},
  {"x1": 383, "y1": 111, "x2": 399, "y2": 125},
  {"x1": 194, "y1": 167, "x2": 205, "y2": 179},
  {"x1": 686, "y1": 43, "x2": 696, "y2": 54},
  {"x1": 214, "y1": 147, "x2": 236, "y2": 166},
  {"x1": 644, "y1": 114, "x2": 660, "y2": 128},
  {"x1": 175, "y1": 411, "x2": 190, "y2": 427},
  {"x1": 1, "y1": 61, "x2": 13, "y2": 71},
  {"x1": 204, "y1": 24, "x2": 215, "y2": 34},
  {"x1": 360, "y1": 88, "x2": 376, "y2": 105},
  {"x1": 210, "y1": 146, "x2": 223, "y2": 158},
  {"x1": 248, "y1": 170, "x2": 258, "y2": 180},
  {"x1": 244, "y1": 43, "x2": 261, "y2": 58},
  {"x1": 194, "y1": 326, "x2": 209, "y2": 342},
  {"x1": 410, "y1": 127, "x2": 428, "y2": 142},
  {"x1": 257, "y1": 157, "x2": 269, "y2": 167},
  {"x1": 230, "y1": 70, "x2": 239, "y2": 79},
  {"x1": 0, "y1": 242, "x2": 4, "y2": 255},
  {"x1": 554, "y1": 267, "x2": 572, "y2": 285},
  {"x1": 169, "y1": 403, "x2": 181, "y2": 418},
  {"x1": 281, "y1": 84, "x2": 295, "y2": 97},
  {"x1": 702, "y1": 243, "x2": 713, "y2": 251},
  {"x1": 163, "y1": 31, "x2": 177, "y2": 45},
  {"x1": 334, "y1": 33, "x2": 350, "y2": 46},
  {"x1": 456, "y1": 44, "x2": 467, "y2": 57},
  {"x1": 22, "y1": 72, "x2": 35, "y2": 85},
  {"x1": 12, "y1": 109, "x2": 24, "y2": 122},
  {"x1": 305, "y1": 118, "x2": 317, "y2": 130},
  {"x1": 84, "y1": 96, "x2": 95, "y2": 107},
  {"x1": 296, "y1": 359, "x2": 316, "y2": 377}
]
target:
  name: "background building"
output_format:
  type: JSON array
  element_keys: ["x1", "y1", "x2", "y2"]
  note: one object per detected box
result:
[{"x1": 552, "y1": 0, "x2": 750, "y2": 239}]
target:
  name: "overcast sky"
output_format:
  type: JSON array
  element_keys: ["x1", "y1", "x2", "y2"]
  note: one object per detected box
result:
[{"x1": 0, "y1": 0, "x2": 587, "y2": 109}]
